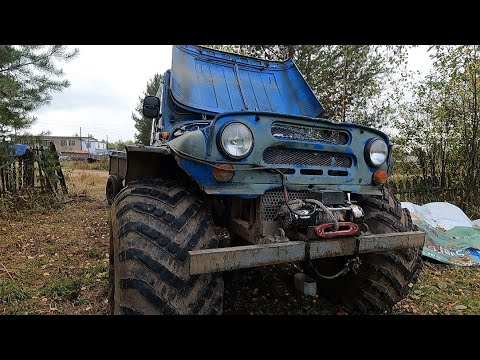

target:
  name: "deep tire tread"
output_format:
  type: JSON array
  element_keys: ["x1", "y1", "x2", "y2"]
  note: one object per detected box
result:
[
  {"x1": 313, "y1": 187, "x2": 423, "y2": 314},
  {"x1": 110, "y1": 180, "x2": 223, "y2": 315}
]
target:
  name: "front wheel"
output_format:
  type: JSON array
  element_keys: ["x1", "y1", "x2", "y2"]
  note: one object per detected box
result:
[
  {"x1": 109, "y1": 179, "x2": 223, "y2": 315},
  {"x1": 311, "y1": 188, "x2": 423, "y2": 313}
]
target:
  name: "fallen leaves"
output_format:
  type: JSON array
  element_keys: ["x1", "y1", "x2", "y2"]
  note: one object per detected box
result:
[{"x1": 0, "y1": 176, "x2": 111, "y2": 315}]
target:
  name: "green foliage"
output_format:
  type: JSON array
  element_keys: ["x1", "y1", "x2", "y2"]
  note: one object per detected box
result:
[
  {"x1": 132, "y1": 73, "x2": 163, "y2": 145},
  {"x1": 108, "y1": 139, "x2": 134, "y2": 151},
  {"x1": 41, "y1": 278, "x2": 81, "y2": 301},
  {"x1": 0, "y1": 279, "x2": 31, "y2": 304},
  {"x1": 392, "y1": 45, "x2": 480, "y2": 217},
  {"x1": 0, "y1": 45, "x2": 78, "y2": 139},
  {"x1": 207, "y1": 45, "x2": 411, "y2": 128}
]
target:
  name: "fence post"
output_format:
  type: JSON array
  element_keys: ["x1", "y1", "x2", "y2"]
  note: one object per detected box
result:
[{"x1": 22, "y1": 149, "x2": 35, "y2": 187}]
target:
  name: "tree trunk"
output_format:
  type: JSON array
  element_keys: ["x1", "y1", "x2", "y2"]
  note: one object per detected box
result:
[
  {"x1": 287, "y1": 45, "x2": 295, "y2": 60},
  {"x1": 342, "y1": 47, "x2": 348, "y2": 122}
]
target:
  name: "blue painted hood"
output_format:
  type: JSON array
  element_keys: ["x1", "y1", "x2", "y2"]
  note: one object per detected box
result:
[{"x1": 170, "y1": 45, "x2": 324, "y2": 118}]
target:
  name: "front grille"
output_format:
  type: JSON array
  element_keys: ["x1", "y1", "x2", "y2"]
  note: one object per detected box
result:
[
  {"x1": 271, "y1": 124, "x2": 349, "y2": 145},
  {"x1": 261, "y1": 189, "x2": 310, "y2": 221},
  {"x1": 263, "y1": 148, "x2": 353, "y2": 168}
]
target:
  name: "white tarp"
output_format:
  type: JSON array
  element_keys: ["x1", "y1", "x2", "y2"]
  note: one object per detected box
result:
[
  {"x1": 401, "y1": 202, "x2": 473, "y2": 231},
  {"x1": 401, "y1": 201, "x2": 480, "y2": 266}
]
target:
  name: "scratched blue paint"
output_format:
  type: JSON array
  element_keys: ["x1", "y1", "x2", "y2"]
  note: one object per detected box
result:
[
  {"x1": 143, "y1": 45, "x2": 393, "y2": 197},
  {"x1": 170, "y1": 45, "x2": 324, "y2": 118},
  {"x1": 170, "y1": 111, "x2": 390, "y2": 196}
]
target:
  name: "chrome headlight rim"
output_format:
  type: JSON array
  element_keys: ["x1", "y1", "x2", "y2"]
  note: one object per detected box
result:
[
  {"x1": 364, "y1": 137, "x2": 388, "y2": 167},
  {"x1": 217, "y1": 122, "x2": 254, "y2": 160}
]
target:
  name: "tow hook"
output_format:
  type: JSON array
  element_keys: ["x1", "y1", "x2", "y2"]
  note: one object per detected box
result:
[{"x1": 314, "y1": 222, "x2": 361, "y2": 238}]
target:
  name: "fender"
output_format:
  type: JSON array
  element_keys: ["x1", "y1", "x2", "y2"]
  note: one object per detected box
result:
[{"x1": 122, "y1": 145, "x2": 181, "y2": 182}]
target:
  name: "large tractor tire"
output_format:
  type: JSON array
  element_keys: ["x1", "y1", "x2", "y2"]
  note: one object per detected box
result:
[
  {"x1": 311, "y1": 188, "x2": 423, "y2": 313},
  {"x1": 109, "y1": 179, "x2": 223, "y2": 315},
  {"x1": 106, "y1": 175, "x2": 123, "y2": 205}
]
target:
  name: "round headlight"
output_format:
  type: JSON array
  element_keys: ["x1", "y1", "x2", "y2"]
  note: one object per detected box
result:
[
  {"x1": 219, "y1": 123, "x2": 254, "y2": 159},
  {"x1": 366, "y1": 138, "x2": 388, "y2": 167}
]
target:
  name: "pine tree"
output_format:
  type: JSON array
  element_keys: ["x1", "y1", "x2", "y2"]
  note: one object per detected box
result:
[
  {"x1": 0, "y1": 45, "x2": 78, "y2": 140},
  {"x1": 132, "y1": 73, "x2": 163, "y2": 145},
  {"x1": 207, "y1": 45, "x2": 410, "y2": 128}
]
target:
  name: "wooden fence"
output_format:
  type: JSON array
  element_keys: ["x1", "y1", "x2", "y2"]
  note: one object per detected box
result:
[{"x1": 0, "y1": 144, "x2": 67, "y2": 196}]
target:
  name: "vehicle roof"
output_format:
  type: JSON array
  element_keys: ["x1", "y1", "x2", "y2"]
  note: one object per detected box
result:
[{"x1": 169, "y1": 45, "x2": 324, "y2": 118}]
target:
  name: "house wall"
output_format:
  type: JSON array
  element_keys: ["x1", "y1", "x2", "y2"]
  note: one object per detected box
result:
[
  {"x1": 82, "y1": 140, "x2": 107, "y2": 155},
  {"x1": 17, "y1": 136, "x2": 107, "y2": 155}
]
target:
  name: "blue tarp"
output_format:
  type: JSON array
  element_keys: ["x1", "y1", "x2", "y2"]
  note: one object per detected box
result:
[{"x1": 13, "y1": 144, "x2": 28, "y2": 157}]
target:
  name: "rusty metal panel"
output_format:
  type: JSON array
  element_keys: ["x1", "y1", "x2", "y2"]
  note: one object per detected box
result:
[
  {"x1": 188, "y1": 231, "x2": 425, "y2": 274},
  {"x1": 189, "y1": 241, "x2": 306, "y2": 275},
  {"x1": 358, "y1": 231, "x2": 425, "y2": 253},
  {"x1": 109, "y1": 152, "x2": 127, "y2": 178},
  {"x1": 309, "y1": 238, "x2": 357, "y2": 259},
  {"x1": 310, "y1": 231, "x2": 425, "y2": 259}
]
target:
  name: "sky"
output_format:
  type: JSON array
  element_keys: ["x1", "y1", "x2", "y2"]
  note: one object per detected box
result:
[
  {"x1": 30, "y1": 45, "x2": 433, "y2": 143},
  {"x1": 31, "y1": 45, "x2": 173, "y2": 143}
]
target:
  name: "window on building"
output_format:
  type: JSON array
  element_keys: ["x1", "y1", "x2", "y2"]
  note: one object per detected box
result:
[
  {"x1": 61, "y1": 140, "x2": 67, "y2": 146},
  {"x1": 69, "y1": 140, "x2": 75, "y2": 146}
]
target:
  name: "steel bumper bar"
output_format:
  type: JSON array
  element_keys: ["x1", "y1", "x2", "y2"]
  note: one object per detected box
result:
[{"x1": 189, "y1": 231, "x2": 425, "y2": 275}]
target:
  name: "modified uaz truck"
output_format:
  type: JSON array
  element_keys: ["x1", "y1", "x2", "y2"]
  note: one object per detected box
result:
[{"x1": 106, "y1": 45, "x2": 425, "y2": 315}]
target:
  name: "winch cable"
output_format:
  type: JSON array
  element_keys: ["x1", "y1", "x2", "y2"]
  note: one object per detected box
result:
[
  {"x1": 304, "y1": 198, "x2": 338, "y2": 231},
  {"x1": 279, "y1": 173, "x2": 338, "y2": 229},
  {"x1": 309, "y1": 256, "x2": 362, "y2": 280}
]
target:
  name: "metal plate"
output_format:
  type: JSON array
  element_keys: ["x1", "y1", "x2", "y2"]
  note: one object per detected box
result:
[
  {"x1": 189, "y1": 231, "x2": 425, "y2": 274},
  {"x1": 170, "y1": 45, "x2": 324, "y2": 117},
  {"x1": 189, "y1": 242, "x2": 306, "y2": 275}
]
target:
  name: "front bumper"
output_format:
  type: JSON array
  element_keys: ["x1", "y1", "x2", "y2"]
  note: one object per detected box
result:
[{"x1": 188, "y1": 231, "x2": 425, "y2": 275}]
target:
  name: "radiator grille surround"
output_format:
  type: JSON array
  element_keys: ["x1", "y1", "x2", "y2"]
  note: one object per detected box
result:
[{"x1": 271, "y1": 124, "x2": 349, "y2": 145}]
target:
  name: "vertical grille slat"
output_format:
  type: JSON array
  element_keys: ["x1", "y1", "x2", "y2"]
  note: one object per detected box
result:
[
  {"x1": 262, "y1": 148, "x2": 353, "y2": 168},
  {"x1": 271, "y1": 124, "x2": 349, "y2": 145}
]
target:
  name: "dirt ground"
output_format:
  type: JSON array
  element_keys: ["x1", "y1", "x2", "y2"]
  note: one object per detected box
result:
[{"x1": 1, "y1": 165, "x2": 479, "y2": 315}]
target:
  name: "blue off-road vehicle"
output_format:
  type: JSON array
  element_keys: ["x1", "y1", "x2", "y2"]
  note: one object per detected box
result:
[{"x1": 107, "y1": 45, "x2": 425, "y2": 315}]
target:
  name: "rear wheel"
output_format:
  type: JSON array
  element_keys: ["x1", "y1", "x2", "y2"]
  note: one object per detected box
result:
[
  {"x1": 311, "y1": 188, "x2": 423, "y2": 313},
  {"x1": 109, "y1": 179, "x2": 223, "y2": 315},
  {"x1": 106, "y1": 175, "x2": 123, "y2": 205}
]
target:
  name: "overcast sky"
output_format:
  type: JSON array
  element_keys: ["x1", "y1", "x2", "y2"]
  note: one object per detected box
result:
[{"x1": 30, "y1": 45, "x2": 432, "y2": 143}]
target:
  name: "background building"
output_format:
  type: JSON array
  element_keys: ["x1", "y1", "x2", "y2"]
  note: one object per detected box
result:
[{"x1": 18, "y1": 135, "x2": 108, "y2": 159}]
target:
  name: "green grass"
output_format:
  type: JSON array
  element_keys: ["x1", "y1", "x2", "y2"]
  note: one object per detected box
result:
[
  {"x1": 0, "y1": 279, "x2": 31, "y2": 304},
  {"x1": 394, "y1": 263, "x2": 480, "y2": 315},
  {"x1": 85, "y1": 248, "x2": 103, "y2": 259},
  {"x1": 31, "y1": 257, "x2": 48, "y2": 267},
  {"x1": 81, "y1": 265, "x2": 109, "y2": 286},
  {"x1": 41, "y1": 278, "x2": 82, "y2": 301}
]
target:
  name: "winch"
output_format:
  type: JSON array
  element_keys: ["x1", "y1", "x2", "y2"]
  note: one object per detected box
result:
[{"x1": 276, "y1": 191, "x2": 365, "y2": 238}]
